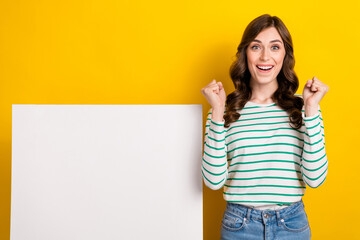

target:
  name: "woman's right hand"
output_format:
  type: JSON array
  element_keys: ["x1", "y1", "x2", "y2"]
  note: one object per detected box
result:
[
  {"x1": 201, "y1": 79, "x2": 226, "y2": 109},
  {"x1": 201, "y1": 80, "x2": 226, "y2": 122}
]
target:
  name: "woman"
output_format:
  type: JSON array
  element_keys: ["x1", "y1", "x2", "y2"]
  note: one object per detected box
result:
[{"x1": 200, "y1": 14, "x2": 329, "y2": 240}]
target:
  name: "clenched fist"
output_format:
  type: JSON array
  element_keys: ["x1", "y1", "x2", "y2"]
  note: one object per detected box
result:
[
  {"x1": 302, "y1": 76, "x2": 329, "y2": 117},
  {"x1": 201, "y1": 79, "x2": 226, "y2": 109},
  {"x1": 201, "y1": 79, "x2": 226, "y2": 122},
  {"x1": 302, "y1": 76, "x2": 329, "y2": 107}
]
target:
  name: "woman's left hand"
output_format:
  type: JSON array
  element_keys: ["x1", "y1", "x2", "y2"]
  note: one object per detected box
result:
[{"x1": 302, "y1": 76, "x2": 329, "y2": 108}]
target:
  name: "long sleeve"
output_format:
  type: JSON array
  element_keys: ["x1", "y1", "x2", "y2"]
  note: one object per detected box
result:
[
  {"x1": 201, "y1": 108, "x2": 228, "y2": 190},
  {"x1": 300, "y1": 104, "x2": 328, "y2": 188}
]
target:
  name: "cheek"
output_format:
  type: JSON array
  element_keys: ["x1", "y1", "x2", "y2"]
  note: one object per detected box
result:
[
  {"x1": 246, "y1": 54, "x2": 256, "y2": 67},
  {"x1": 246, "y1": 58, "x2": 256, "y2": 74},
  {"x1": 275, "y1": 53, "x2": 286, "y2": 66},
  {"x1": 274, "y1": 57, "x2": 285, "y2": 74}
]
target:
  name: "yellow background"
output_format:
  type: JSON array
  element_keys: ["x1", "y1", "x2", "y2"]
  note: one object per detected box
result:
[{"x1": 1, "y1": 0, "x2": 359, "y2": 239}]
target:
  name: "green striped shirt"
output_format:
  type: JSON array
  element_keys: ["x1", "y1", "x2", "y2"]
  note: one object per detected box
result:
[{"x1": 202, "y1": 97, "x2": 328, "y2": 209}]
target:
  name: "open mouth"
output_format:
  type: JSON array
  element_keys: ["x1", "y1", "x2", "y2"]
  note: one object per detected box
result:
[{"x1": 256, "y1": 65, "x2": 274, "y2": 72}]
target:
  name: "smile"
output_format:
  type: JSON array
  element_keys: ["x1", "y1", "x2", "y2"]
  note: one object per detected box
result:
[{"x1": 256, "y1": 65, "x2": 274, "y2": 72}]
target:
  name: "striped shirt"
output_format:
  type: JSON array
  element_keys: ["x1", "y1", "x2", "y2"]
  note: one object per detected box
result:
[{"x1": 201, "y1": 96, "x2": 328, "y2": 209}]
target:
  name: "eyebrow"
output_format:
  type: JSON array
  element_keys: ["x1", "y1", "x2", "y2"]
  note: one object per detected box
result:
[{"x1": 252, "y1": 39, "x2": 283, "y2": 44}]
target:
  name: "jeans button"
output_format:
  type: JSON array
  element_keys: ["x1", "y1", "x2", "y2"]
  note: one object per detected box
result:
[{"x1": 264, "y1": 213, "x2": 268, "y2": 218}]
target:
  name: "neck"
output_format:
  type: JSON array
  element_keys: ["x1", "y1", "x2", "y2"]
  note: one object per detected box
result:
[{"x1": 249, "y1": 78, "x2": 278, "y2": 103}]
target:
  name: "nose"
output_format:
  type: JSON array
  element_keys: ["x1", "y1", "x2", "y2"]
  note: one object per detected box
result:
[{"x1": 260, "y1": 48, "x2": 270, "y2": 61}]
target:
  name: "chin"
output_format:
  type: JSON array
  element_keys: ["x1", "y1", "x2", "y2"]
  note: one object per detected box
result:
[{"x1": 254, "y1": 76, "x2": 276, "y2": 84}]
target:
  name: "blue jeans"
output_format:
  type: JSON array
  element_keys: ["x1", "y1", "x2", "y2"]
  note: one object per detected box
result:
[{"x1": 220, "y1": 199, "x2": 311, "y2": 240}]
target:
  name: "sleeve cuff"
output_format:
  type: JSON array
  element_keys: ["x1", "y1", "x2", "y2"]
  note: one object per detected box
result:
[
  {"x1": 302, "y1": 111, "x2": 320, "y2": 120},
  {"x1": 209, "y1": 119, "x2": 225, "y2": 133},
  {"x1": 210, "y1": 119, "x2": 225, "y2": 125},
  {"x1": 302, "y1": 111, "x2": 321, "y2": 133}
]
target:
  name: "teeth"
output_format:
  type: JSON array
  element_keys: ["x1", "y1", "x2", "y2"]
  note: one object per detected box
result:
[{"x1": 257, "y1": 65, "x2": 273, "y2": 70}]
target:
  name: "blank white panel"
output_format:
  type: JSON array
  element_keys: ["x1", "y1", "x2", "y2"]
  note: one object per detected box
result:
[{"x1": 11, "y1": 105, "x2": 203, "y2": 240}]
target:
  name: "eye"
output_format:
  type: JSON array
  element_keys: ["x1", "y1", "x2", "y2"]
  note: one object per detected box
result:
[
  {"x1": 272, "y1": 45, "x2": 280, "y2": 50},
  {"x1": 251, "y1": 45, "x2": 260, "y2": 50}
]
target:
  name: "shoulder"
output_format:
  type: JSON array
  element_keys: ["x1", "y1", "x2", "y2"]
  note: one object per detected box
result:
[{"x1": 294, "y1": 93, "x2": 303, "y2": 99}]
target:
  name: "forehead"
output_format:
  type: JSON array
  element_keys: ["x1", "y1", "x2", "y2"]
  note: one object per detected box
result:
[{"x1": 253, "y1": 27, "x2": 283, "y2": 44}]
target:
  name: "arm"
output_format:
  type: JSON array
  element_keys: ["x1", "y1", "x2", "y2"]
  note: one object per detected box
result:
[
  {"x1": 300, "y1": 104, "x2": 328, "y2": 188},
  {"x1": 201, "y1": 108, "x2": 228, "y2": 190}
]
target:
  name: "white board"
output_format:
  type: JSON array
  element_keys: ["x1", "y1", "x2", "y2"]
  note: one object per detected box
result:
[{"x1": 11, "y1": 105, "x2": 203, "y2": 240}]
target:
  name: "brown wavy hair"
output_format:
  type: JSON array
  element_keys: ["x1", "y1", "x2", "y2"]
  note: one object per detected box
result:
[{"x1": 224, "y1": 14, "x2": 304, "y2": 129}]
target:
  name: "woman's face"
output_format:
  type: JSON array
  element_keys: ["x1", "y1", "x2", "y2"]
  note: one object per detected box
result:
[{"x1": 246, "y1": 27, "x2": 286, "y2": 86}]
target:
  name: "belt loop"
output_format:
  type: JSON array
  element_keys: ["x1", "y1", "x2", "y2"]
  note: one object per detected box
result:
[
  {"x1": 276, "y1": 211, "x2": 282, "y2": 226},
  {"x1": 245, "y1": 206, "x2": 252, "y2": 223}
]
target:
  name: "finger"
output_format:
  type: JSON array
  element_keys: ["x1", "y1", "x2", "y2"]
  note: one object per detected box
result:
[
  {"x1": 313, "y1": 76, "x2": 320, "y2": 83},
  {"x1": 311, "y1": 85, "x2": 318, "y2": 92},
  {"x1": 205, "y1": 84, "x2": 220, "y2": 95},
  {"x1": 213, "y1": 84, "x2": 220, "y2": 94},
  {"x1": 313, "y1": 78, "x2": 328, "y2": 90},
  {"x1": 310, "y1": 80, "x2": 317, "y2": 91},
  {"x1": 208, "y1": 80, "x2": 223, "y2": 90},
  {"x1": 206, "y1": 83, "x2": 219, "y2": 91},
  {"x1": 313, "y1": 83, "x2": 329, "y2": 93},
  {"x1": 204, "y1": 79, "x2": 218, "y2": 89},
  {"x1": 313, "y1": 77, "x2": 326, "y2": 88},
  {"x1": 311, "y1": 81, "x2": 322, "y2": 92},
  {"x1": 306, "y1": 79, "x2": 313, "y2": 88}
]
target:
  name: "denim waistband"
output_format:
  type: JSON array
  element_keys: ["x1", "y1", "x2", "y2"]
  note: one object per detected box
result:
[{"x1": 225, "y1": 199, "x2": 304, "y2": 222}]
